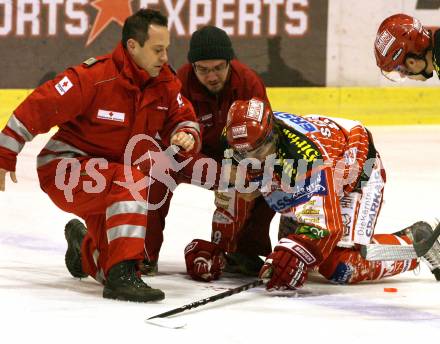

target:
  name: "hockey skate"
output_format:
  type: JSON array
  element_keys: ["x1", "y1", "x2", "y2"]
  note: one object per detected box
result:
[
  {"x1": 103, "y1": 260, "x2": 165, "y2": 302},
  {"x1": 394, "y1": 221, "x2": 440, "y2": 281},
  {"x1": 64, "y1": 218, "x2": 88, "y2": 278}
]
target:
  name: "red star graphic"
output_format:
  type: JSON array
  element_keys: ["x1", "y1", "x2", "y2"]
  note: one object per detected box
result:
[
  {"x1": 87, "y1": 0, "x2": 133, "y2": 46},
  {"x1": 62, "y1": 81, "x2": 68, "y2": 87}
]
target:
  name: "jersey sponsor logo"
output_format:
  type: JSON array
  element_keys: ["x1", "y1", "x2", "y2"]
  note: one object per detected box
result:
[
  {"x1": 55, "y1": 76, "x2": 73, "y2": 96},
  {"x1": 296, "y1": 199, "x2": 324, "y2": 225},
  {"x1": 231, "y1": 125, "x2": 248, "y2": 138},
  {"x1": 354, "y1": 167, "x2": 384, "y2": 245},
  {"x1": 296, "y1": 224, "x2": 329, "y2": 240},
  {"x1": 265, "y1": 170, "x2": 327, "y2": 212},
  {"x1": 246, "y1": 99, "x2": 264, "y2": 122},
  {"x1": 274, "y1": 112, "x2": 318, "y2": 135},
  {"x1": 213, "y1": 212, "x2": 232, "y2": 225},
  {"x1": 375, "y1": 29, "x2": 396, "y2": 57},
  {"x1": 343, "y1": 147, "x2": 358, "y2": 165},
  {"x1": 282, "y1": 128, "x2": 320, "y2": 162},
  {"x1": 330, "y1": 263, "x2": 354, "y2": 284},
  {"x1": 97, "y1": 109, "x2": 125, "y2": 122}
]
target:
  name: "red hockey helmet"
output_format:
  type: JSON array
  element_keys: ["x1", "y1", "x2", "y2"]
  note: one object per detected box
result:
[
  {"x1": 225, "y1": 98, "x2": 273, "y2": 152},
  {"x1": 374, "y1": 14, "x2": 431, "y2": 73}
]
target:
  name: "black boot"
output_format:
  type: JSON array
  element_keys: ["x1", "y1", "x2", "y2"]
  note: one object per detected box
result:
[
  {"x1": 138, "y1": 259, "x2": 159, "y2": 276},
  {"x1": 103, "y1": 260, "x2": 165, "y2": 302},
  {"x1": 395, "y1": 221, "x2": 440, "y2": 281},
  {"x1": 64, "y1": 219, "x2": 88, "y2": 278}
]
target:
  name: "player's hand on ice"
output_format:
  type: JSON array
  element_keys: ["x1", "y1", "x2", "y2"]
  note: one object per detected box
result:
[
  {"x1": 259, "y1": 236, "x2": 319, "y2": 290},
  {"x1": 0, "y1": 168, "x2": 17, "y2": 191},
  {"x1": 184, "y1": 239, "x2": 226, "y2": 282},
  {"x1": 170, "y1": 131, "x2": 195, "y2": 152}
]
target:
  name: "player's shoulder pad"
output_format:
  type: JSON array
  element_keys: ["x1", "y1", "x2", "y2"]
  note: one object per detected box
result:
[{"x1": 82, "y1": 57, "x2": 100, "y2": 67}]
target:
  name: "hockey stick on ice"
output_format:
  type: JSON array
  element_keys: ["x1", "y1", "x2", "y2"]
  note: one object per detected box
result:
[
  {"x1": 146, "y1": 279, "x2": 263, "y2": 327},
  {"x1": 361, "y1": 222, "x2": 440, "y2": 261}
]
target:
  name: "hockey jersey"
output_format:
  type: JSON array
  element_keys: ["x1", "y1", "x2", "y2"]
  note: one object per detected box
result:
[{"x1": 228, "y1": 112, "x2": 375, "y2": 262}]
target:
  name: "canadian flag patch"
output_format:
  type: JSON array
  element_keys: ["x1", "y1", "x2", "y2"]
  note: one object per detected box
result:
[
  {"x1": 55, "y1": 76, "x2": 73, "y2": 96},
  {"x1": 97, "y1": 109, "x2": 125, "y2": 122}
]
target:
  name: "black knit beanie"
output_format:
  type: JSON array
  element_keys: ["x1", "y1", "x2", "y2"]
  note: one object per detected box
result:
[{"x1": 188, "y1": 26, "x2": 234, "y2": 63}]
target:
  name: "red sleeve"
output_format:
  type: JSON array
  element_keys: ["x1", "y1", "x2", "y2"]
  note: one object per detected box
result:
[
  {"x1": 159, "y1": 77, "x2": 201, "y2": 153},
  {"x1": 342, "y1": 125, "x2": 370, "y2": 192},
  {"x1": 0, "y1": 68, "x2": 92, "y2": 171}
]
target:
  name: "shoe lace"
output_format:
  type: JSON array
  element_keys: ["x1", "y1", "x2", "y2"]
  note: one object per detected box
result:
[{"x1": 117, "y1": 261, "x2": 147, "y2": 288}]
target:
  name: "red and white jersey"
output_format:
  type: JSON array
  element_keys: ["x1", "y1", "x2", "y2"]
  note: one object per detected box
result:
[{"x1": 260, "y1": 112, "x2": 377, "y2": 262}]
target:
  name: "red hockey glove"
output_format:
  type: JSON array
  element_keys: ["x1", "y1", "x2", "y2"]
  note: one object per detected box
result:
[
  {"x1": 259, "y1": 237, "x2": 318, "y2": 290},
  {"x1": 184, "y1": 239, "x2": 226, "y2": 282}
]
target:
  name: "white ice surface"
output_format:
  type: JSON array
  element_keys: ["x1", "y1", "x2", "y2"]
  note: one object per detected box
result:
[{"x1": 1, "y1": 126, "x2": 440, "y2": 343}]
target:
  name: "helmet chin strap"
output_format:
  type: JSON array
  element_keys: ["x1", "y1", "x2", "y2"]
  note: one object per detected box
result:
[
  {"x1": 420, "y1": 69, "x2": 433, "y2": 79},
  {"x1": 410, "y1": 54, "x2": 433, "y2": 79},
  {"x1": 419, "y1": 55, "x2": 433, "y2": 78}
]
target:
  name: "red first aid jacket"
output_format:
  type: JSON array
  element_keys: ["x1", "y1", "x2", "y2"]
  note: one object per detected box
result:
[
  {"x1": 177, "y1": 60, "x2": 268, "y2": 161},
  {"x1": 0, "y1": 43, "x2": 200, "y2": 173}
]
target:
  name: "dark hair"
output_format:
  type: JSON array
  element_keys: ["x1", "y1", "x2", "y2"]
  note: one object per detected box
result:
[{"x1": 122, "y1": 9, "x2": 168, "y2": 48}]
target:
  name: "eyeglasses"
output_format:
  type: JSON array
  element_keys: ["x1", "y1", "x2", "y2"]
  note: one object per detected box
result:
[{"x1": 193, "y1": 62, "x2": 229, "y2": 76}]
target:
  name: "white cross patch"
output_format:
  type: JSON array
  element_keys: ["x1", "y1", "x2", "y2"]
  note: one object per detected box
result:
[{"x1": 55, "y1": 76, "x2": 73, "y2": 96}]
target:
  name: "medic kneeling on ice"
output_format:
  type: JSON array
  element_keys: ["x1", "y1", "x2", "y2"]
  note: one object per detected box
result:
[{"x1": 184, "y1": 98, "x2": 440, "y2": 290}]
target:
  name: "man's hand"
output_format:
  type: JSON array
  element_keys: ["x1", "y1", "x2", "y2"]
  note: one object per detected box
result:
[
  {"x1": 259, "y1": 236, "x2": 319, "y2": 290},
  {"x1": 0, "y1": 168, "x2": 17, "y2": 191},
  {"x1": 184, "y1": 239, "x2": 226, "y2": 282},
  {"x1": 170, "y1": 132, "x2": 195, "y2": 152}
]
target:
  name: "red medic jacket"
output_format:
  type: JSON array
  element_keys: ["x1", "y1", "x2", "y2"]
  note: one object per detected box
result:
[
  {"x1": 177, "y1": 60, "x2": 268, "y2": 162},
  {"x1": 0, "y1": 43, "x2": 200, "y2": 173}
]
